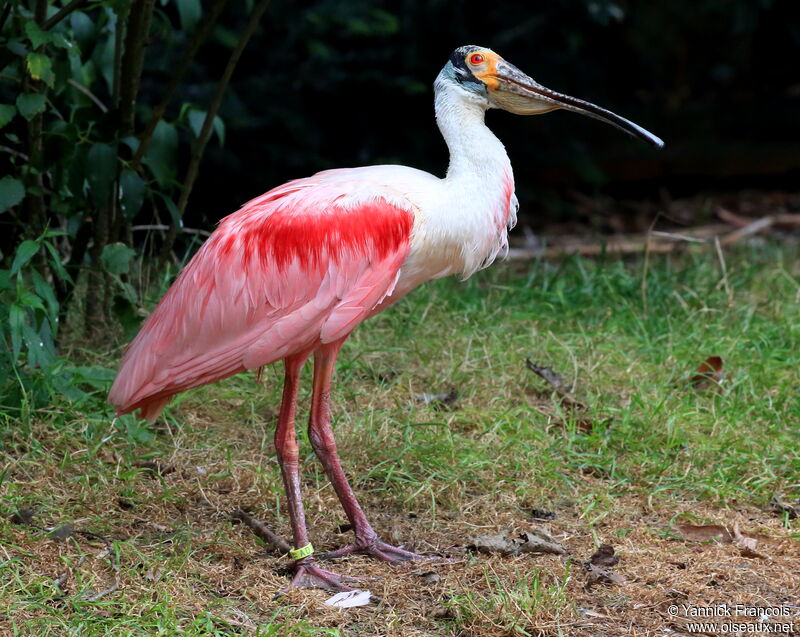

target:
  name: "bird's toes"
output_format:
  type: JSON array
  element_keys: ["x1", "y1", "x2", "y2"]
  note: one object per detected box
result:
[
  {"x1": 284, "y1": 560, "x2": 354, "y2": 593},
  {"x1": 320, "y1": 539, "x2": 432, "y2": 564}
]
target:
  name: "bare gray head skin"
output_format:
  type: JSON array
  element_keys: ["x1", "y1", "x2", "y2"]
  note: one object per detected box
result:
[{"x1": 439, "y1": 45, "x2": 664, "y2": 148}]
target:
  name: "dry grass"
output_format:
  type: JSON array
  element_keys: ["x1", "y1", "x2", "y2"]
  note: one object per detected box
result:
[
  {"x1": 2, "y1": 421, "x2": 797, "y2": 636},
  {"x1": 2, "y1": 246, "x2": 799, "y2": 635}
]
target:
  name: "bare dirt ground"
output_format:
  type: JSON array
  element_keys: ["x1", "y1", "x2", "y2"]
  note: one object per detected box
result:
[{"x1": 5, "y1": 465, "x2": 798, "y2": 636}]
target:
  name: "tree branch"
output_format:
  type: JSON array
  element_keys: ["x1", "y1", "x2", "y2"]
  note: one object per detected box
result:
[
  {"x1": 132, "y1": 0, "x2": 232, "y2": 168},
  {"x1": 0, "y1": 3, "x2": 12, "y2": 32},
  {"x1": 160, "y1": 0, "x2": 271, "y2": 261},
  {"x1": 118, "y1": 0, "x2": 156, "y2": 138},
  {"x1": 131, "y1": 224, "x2": 211, "y2": 237},
  {"x1": 109, "y1": 5, "x2": 127, "y2": 243},
  {"x1": 0, "y1": 145, "x2": 30, "y2": 160},
  {"x1": 43, "y1": 0, "x2": 89, "y2": 30},
  {"x1": 67, "y1": 78, "x2": 108, "y2": 112},
  {"x1": 111, "y1": 8, "x2": 125, "y2": 111},
  {"x1": 22, "y1": 0, "x2": 49, "y2": 239}
]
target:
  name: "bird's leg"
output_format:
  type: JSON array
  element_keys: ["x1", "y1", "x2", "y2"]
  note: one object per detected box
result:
[
  {"x1": 308, "y1": 341, "x2": 429, "y2": 564},
  {"x1": 275, "y1": 353, "x2": 351, "y2": 591}
]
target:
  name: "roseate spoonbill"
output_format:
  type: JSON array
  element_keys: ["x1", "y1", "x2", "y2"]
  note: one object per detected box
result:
[{"x1": 110, "y1": 45, "x2": 662, "y2": 590}]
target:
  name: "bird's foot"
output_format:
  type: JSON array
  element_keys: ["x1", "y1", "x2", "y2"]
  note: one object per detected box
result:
[
  {"x1": 285, "y1": 558, "x2": 356, "y2": 592},
  {"x1": 320, "y1": 538, "x2": 432, "y2": 564}
]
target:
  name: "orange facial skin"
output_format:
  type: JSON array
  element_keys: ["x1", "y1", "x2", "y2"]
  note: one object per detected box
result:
[{"x1": 466, "y1": 50, "x2": 503, "y2": 91}]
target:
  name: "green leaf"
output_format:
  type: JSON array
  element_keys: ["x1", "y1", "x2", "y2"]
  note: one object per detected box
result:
[
  {"x1": 8, "y1": 305, "x2": 25, "y2": 359},
  {"x1": 213, "y1": 116, "x2": 225, "y2": 146},
  {"x1": 121, "y1": 136, "x2": 140, "y2": 154},
  {"x1": 144, "y1": 121, "x2": 178, "y2": 186},
  {"x1": 16, "y1": 93, "x2": 47, "y2": 120},
  {"x1": 11, "y1": 240, "x2": 40, "y2": 274},
  {"x1": 112, "y1": 294, "x2": 142, "y2": 339},
  {"x1": 85, "y1": 143, "x2": 117, "y2": 207},
  {"x1": 101, "y1": 243, "x2": 136, "y2": 276},
  {"x1": 187, "y1": 109, "x2": 225, "y2": 146},
  {"x1": 22, "y1": 323, "x2": 54, "y2": 368},
  {"x1": 49, "y1": 33, "x2": 73, "y2": 50},
  {"x1": 126, "y1": 420, "x2": 154, "y2": 444},
  {"x1": 70, "y1": 12, "x2": 96, "y2": 51},
  {"x1": 24, "y1": 21, "x2": 53, "y2": 49},
  {"x1": 176, "y1": 0, "x2": 202, "y2": 31},
  {"x1": 0, "y1": 177, "x2": 25, "y2": 213},
  {"x1": 120, "y1": 169, "x2": 145, "y2": 220},
  {"x1": 17, "y1": 288, "x2": 45, "y2": 311},
  {"x1": 156, "y1": 191, "x2": 181, "y2": 225},
  {"x1": 7, "y1": 38, "x2": 28, "y2": 58},
  {"x1": 26, "y1": 53, "x2": 55, "y2": 87},
  {"x1": 49, "y1": 367, "x2": 88, "y2": 402},
  {"x1": 187, "y1": 108, "x2": 204, "y2": 137},
  {"x1": 32, "y1": 270, "x2": 59, "y2": 319},
  {"x1": 97, "y1": 29, "x2": 116, "y2": 93},
  {"x1": 71, "y1": 365, "x2": 117, "y2": 386},
  {"x1": 0, "y1": 105, "x2": 16, "y2": 128},
  {"x1": 43, "y1": 241, "x2": 72, "y2": 283}
]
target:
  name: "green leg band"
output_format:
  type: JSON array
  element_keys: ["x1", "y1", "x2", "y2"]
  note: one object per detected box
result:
[{"x1": 289, "y1": 543, "x2": 314, "y2": 560}]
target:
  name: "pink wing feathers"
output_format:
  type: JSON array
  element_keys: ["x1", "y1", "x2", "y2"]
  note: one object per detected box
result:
[{"x1": 109, "y1": 172, "x2": 415, "y2": 421}]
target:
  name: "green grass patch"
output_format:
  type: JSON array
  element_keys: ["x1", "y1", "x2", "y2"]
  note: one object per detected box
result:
[{"x1": 1, "y1": 243, "x2": 798, "y2": 634}]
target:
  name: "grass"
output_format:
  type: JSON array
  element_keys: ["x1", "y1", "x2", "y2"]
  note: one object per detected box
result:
[{"x1": 1, "y1": 242, "x2": 799, "y2": 635}]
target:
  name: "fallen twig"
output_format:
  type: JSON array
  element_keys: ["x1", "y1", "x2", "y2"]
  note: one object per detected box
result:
[
  {"x1": 53, "y1": 569, "x2": 71, "y2": 592},
  {"x1": 53, "y1": 551, "x2": 94, "y2": 596},
  {"x1": 508, "y1": 214, "x2": 800, "y2": 261},
  {"x1": 232, "y1": 509, "x2": 292, "y2": 554},
  {"x1": 81, "y1": 577, "x2": 121, "y2": 602},
  {"x1": 508, "y1": 241, "x2": 677, "y2": 260},
  {"x1": 719, "y1": 213, "x2": 800, "y2": 246},
  {"x1": 525, "y1": 359, "x2": 587, "y2": 410}
]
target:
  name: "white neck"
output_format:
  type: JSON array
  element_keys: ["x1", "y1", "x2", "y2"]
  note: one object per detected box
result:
[
  {"x1": 414, "y1": 75, "x2": 517, "y2": 281},
  {"x1": 433, "y1": 77, "x2": 512, "y2": 183}
]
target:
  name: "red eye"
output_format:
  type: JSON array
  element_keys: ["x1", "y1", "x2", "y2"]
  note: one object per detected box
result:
[{"x1": 469, "y1": 53, "x2": 485, "y2": 65}]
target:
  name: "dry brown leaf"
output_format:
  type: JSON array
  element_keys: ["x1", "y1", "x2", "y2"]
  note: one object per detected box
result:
[
  {"x1": 518, "y1": 528, "x2": 567, "y2": 555},
  {"x1": 469, "y1": 531, "x2": 516, "y2": 554},
  {"x1": 688, "y1": 356, "x2": 724, "y2": 390},
  {"x1": 589, "y1": 543, "x2": 619, "y2": 567},
  {"x1": 732, "y1": 522, "x2": 769, "y2": 559},
  {"x1": 584, "y1": 563, "x2": 626, "y2": 589},
  {"x1": 416, "y1": 571, "x2": 440, "y2": 584},
  {"x1": 583, "y1": 544, "x2": 625, "y2": 589},
  {"x1": 531, "y1": 508, "x2": 556, "y2": 521},
  {"x1": 49, "y1": 523, "x2": 75, "y2": 541},
  {"x1": 769, "y1": 494, "x2": 800, "y2": 519},
  {"x1": 9, "y1": 508, "x2": 35, "y2": 525},
  {"x1": 675, "y1": 522, "x2": 770, "y2": 559},
  {"x1": 675, "y1": 524, "x2": 732, "y2": 543},
  {"x1": 134, "y1": 460, "x2": 175, "y2": 477},
  {"x1": 469, "y1": 527, "x2": 566, "y2": 556},
  {"x1": 416, "y1": 389, "x2": 459, "y2": 410}
]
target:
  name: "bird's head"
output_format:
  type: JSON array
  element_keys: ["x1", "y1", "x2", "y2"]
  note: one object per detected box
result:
[{"x1": 440, "y1": 45, "x2": 663, "y2": 148}]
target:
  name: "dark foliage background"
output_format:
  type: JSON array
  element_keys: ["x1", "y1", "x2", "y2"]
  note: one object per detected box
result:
[
  {"x1": 187, "y1": 0, "x2": 800, "y2": 229},
  {"x1": 0, "y1": 0, "x2": 798, "y2": 406}
]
